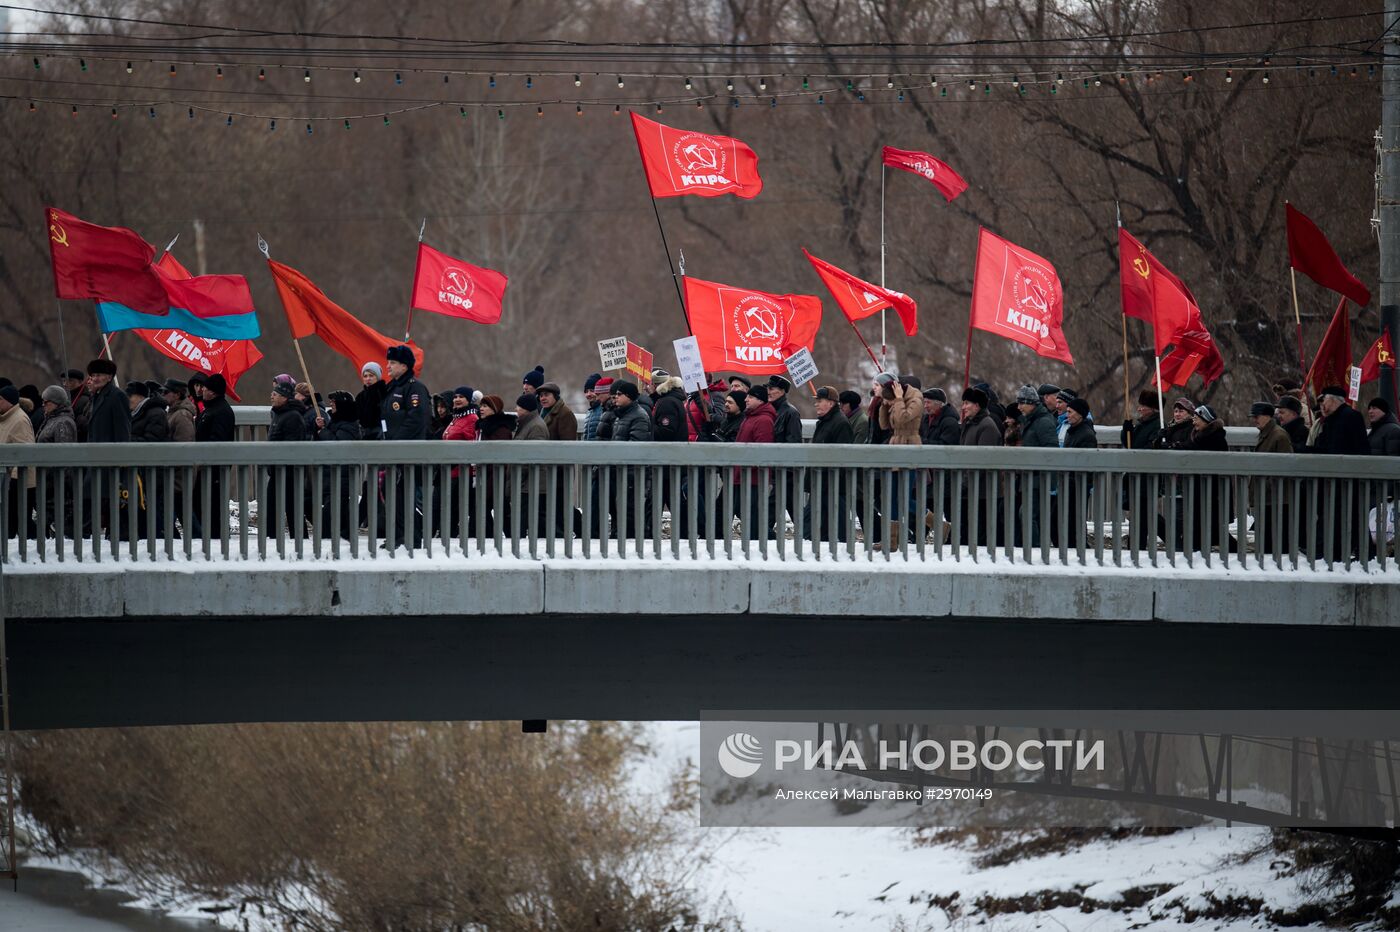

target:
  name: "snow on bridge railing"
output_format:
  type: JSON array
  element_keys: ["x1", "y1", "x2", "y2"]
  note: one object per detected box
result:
[{"x1": 0, "y1": 443, "x2": 1395, "y2": 572}]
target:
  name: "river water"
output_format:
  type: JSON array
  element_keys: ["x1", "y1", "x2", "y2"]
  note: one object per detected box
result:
[{"x1": 1, "y1": 866, "x2": 209, "y2": 930}]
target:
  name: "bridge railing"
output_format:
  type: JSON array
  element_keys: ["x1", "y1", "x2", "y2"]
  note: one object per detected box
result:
[{"x1": 1, "y1": 443, "x2": 1395, "y2": 571}]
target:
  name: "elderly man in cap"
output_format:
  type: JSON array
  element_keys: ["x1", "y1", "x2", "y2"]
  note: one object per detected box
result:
[
  {"x1": 162, "y1": 378, "x2": 197, "y2": 443},
  {"x1": 1276, "y1": 396, "x2": 1309, "y2": 452},
  {"x1": 1121, "y1": 390, "x2": 1163, "y2": 450},
  {"x1": 83, "y1": 358, "x2": 129, "y2": 444},
  {"x1": 1310, "y1": 386, "x2": 1369, "y2": 456},
  {"x1": 766, "y1": 374, "x2": 802, "y2": 444},
  {"x1": 62, "y1": 367, "x2": 92, "y2": 441},
  {"x1": 536, "y1": 382, "x2": 578, "y2": 441},
  {"x1": 1251, "y1": 401, "x2": 1292, "y2": 454},
  {"x1": 803, "y1": 385, "x2": 853, "y2": 542}
]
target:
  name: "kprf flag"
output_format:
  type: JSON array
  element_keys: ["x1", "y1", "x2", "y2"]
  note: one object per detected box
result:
[
  {"x1": 682, "y1": 276, "x2": 822, "y2": 374},
  {"x1": 881, "y1": 146, "x2": 968, "y2": 203},
  {"x1": 268, "y1": 259, "x2": 424, "y2": 376},
  {"x1": 134, "y1": 328, "x2": 263, "y2": 401},
  {"x1": 410, "y1": 242, "x2": 508, "y2": 324},
  {"x1": 1287, "y1": 202, "x2": 1371, "y2": 307},
  {"x1": 969, "y1": 228, "x2": 1073, "y2": 365},
  {"x1": 1360, "y1": 332, "x2": 1395, "y2": 384},
  {"x1": 48, "y1": 207, "x2": 257, "y2": 322},
  {"x1": 803, "y1": 249, "x2": 918, "y2": 336},
  {"x1": 1306, "y1": 296, "x2": 1353, "y2": 396},
  {"x1": 629, "y1": 112, "x2": 762, "y2": 199},
  {"x1": 1118, "y1": 228, "x2": 1224, "y2": 388}
]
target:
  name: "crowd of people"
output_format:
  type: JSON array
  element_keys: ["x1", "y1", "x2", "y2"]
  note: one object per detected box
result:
[{"x1": 1, "y1": 346, "x2": 1397, "y2": 553}]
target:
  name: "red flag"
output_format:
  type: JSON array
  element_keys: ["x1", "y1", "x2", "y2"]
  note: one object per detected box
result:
[
  {"x1": 410, "y1": 242, "x2": 508, "y2": 324},
  {"x1": 881, "y1": 146, "x2": 968, "y2": 203},
  {"x1": 268, "y1": 259, "x2": 424, "y2": 377},
  {"x1": 1286, "y1": 203, "x2": 1371, "y2": 306},
  {"x1": 1119, "y1": 228, "x2": 1225, "y2": 388},
  {"x1": 969, "y1": 229, "x2": 1073, "y2": 366},
  {"x1": 803, "y1": 249, "x2": 917, "y2": 336},
  {"x1": 1306, "y1": 296, "x2": 1353, "y2": 395},
  {"x1": 1360, "y1": 332, "x2": 1395, "y2": 384},
  {"x1": 47, "y1": 206, "x2": 165, "y2": 313},
  {"x1": 131, "y1": 328, "x2": 262, "y2": 402},
  {"x1": 682, "y1": 276, "x2": 822, "y2": 374},
  {"x1": 629, "y1": 112, "x2": 762, "y2": 199}
]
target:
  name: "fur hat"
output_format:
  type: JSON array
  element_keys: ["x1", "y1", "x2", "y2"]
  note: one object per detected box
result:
[
  {"x1": 901, "y1": 375, "x2": 922, "y2": 391},
  {"x1": 41, "y1": 384, "x2": 68, "y2": 405},
  {"x1": 126, "y1": 381, "x2": 149, "y2": 397},
  {"x1": 1277, "y1": 396, "x2": 1303, "y2": 415},
  {"x1": 1249, "y1": 401, "x2": 1276, "y2": 418},
  {"x1": 962, "y1": 387, "x2": 989, "y2": 408},
  {"x1": 386, "y1": 344, "x2": 415, "y2": 367},
  {"x1": 1068, "y1": 397, "x2": 1091, "y2": 418},
  {"x1": 1016, "y1": 384, "x2": 1039, "y2": 405},
  {"x1": 838, "y1": 389, "x2": 862, "y2": 408},
  {"x1": 62, "y1": 368, "x2": 86, "y2": 381},
  {"x1": 767, "y1": 374, "x2": 792, "y2": 394},
  {"x1": 87, "y1": 358, "x2": 117, "y2": 377},
  {"x1": 205, "y1": 374, "x2": 227, "y2": 396},
  {"x1": 1137, "y1": 389, "x2": 1160, "y2": 409},
  {"x1": 522, "y1": 365, "x2": 545, "y2": 388},
  {"x1": 1319, "y1": 385, "x2": 1348, "y2": 402},
  {"x1": 1368, "y1": 397, "x2": 1392, "y2": 416},
  {"x1": 813, "y1": 385, "x2": 839, "y2": 401},
  {"x1": 610, "y1": 379, "x2": 639, "y2": 400},
  {"x1": 516, "y1": 392, "x2": 539, "y2": 412}
]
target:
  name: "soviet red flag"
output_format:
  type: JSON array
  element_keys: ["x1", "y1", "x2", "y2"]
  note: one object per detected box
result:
[
  {"x1": 1119, "y1": 228, "x2": 1225, "y2": 388},
  {"x1": 682, "y1": 276, "x2": 822, "y2": 374},
  {"x1": 881, "y1": 146, "x2": 968, "y2": 203},
  {"x1": 1287, "y1": 202, "x2": 1371, "y2": 307},
  {"x1": 131, "y1": 328, "x2": 262, "y2": 402},
  {"x1": 803, "y1": 249, "x2": 917, "y2": 336},
  {"x1": 1360, "y1": 332, "x2": 1396, "y2": 384},
  {"x1": 47, "y1": 206, "x2": 165, "y2": 313},
  {"x1": 629, "y1": 112, "x2": 762, "y2": 199},
  {"x1": 1306, "y1": 296, "x2": 1353, "y2": 396},
  {"x1": 969, "y1": 228, "x2": 1073, "y2": 365},
  {"x1": 410, "y1": 242, "x2": 508, "y2": 324},
  {"x1": 268, "y1": 259, "x2": 424, "y2": 377}
]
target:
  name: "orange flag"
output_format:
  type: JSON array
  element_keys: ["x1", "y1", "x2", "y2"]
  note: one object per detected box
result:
[
  {"x1": 1360, "y1": 332, "x2": 1395, "y2": 384},
  {"x1": 267, "y1": 259, "x2": 423, "y2": 377}
]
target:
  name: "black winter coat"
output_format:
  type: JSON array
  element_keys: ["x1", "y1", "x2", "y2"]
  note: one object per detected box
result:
[
  {"x1": 1153, "y1": 418, "x2": 1194, "y2": 451},
  {"x1": 195, "y1": 395, "x2": 235, "y2": 442},
  {"x1": 85, "y1": 382, "x2": 131, "y2": 443},
  {"x1": 714, "y1": 412, "x2": 744, "y2": 442},
  {"x1": 1367, "y1": 414, "x2": 1400, "y2": 456},
  {"x1": 318, "y1": 415, "x2": 362, "y2": 442},
  {"x1": 356, "y1": 381, "x2": 388, "y2": 440},
  {"x1": 1064, "y1": 420, "x2": 1098, "y2": 449},
  {"x1": 772, "y1": 397, "x2": 803, "y2": 443},
  {"x1": 269, "y1": 399, "x2": 308, "y2": 441},
  {"x1": 1019, "y1": 404, "x2": 1059, "y2": 448},
  {"x1": 1121, "y1": 413, "x2": 1162, "y2": 450},
  {"x1": 652, "y1": 388, "x2": 688, "y2": 442},
  {"x1": 381, "y1": 374, "x2": 431, "y2": 440},
  {"x1": 920, "y1": 405, "x2": 960, "y2": 446},
  {"x1": 1185, "y1": 420, "x2": 1228, "y2": 451},
  {"x1": 810, "y1": 406, "x2": 854, "y2": 444},
  {"x1": 476, "y1": 412, "x2": 516, "y2": 440},
  {"x1": 1283, "y1": 417, "x2": 1309, "y2": 453},
  {"x1": 1311, "y1": 404, "x2": 1370, "y2": 456},
  {"x1": 130, "y1": 399, "x2": 169, "y2": 442}
]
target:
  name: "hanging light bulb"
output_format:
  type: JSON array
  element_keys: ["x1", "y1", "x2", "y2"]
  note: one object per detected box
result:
[
  {"x1": 489, "y1": 75, "x2": 496, "y2": 88},
  {"x1": 1225, "y1": 69, "x2": 1232, "y2": 83},
  {"x1": 258, "y1": 68, "x2": 266, "y2": 81},
  {"x1": 125, "y1": 62, "x2": 133, "y2": 73},
  {"x1": 227, "y1": 115, "x2": 233, "y2": 126},
  {"x1": 930, "y1": 74, "x2": 938, "y2": 87},
  {"x1": 574, "y1": 74, "x2": 581, "y2": 86},
  {"x1": 1262, "y1": 71, "x2": 1270, "y2": 84},
  {"x1": 616, "y1": 75, "x2": 624, "y2": 88},
  {"x1": 460, "y1": 106, "x2": 467, "y2": 116},
  {"x1": 1056, "y1": 73, "x2": 1064, "y2": 85},
  {"x1": 1093, "y1": 76, "x2": 1101, "y2": 87},
  {"x1": 696, "y1": 99, "x2": 703, "y2": 108},
  {"x1": 760, "y1": 76, "x2": 768, "y2": 90},
  {"x1": 727, "y1": 77, "x2": 734, "y2": 91},
  {"x1": 70, "y1": 105, "x2": 77, "y2": 116},
  {"x1": 394, "y1": 72, "x2": 403, "y2": 84},
  {"x1": 1183, "y1": 71, "x2": 1193, "y2": 82},
  {"x1": 306, "y1": 123, "x2": 313, "y2": 134},
  {"x1": 770, "y1": 96, "x2": 777, "y2": 107},
  {"x1": 354, "y1": 70, "x2": 361, "y2": 83},
  {"x1": 79, "y1": 59, "x2": 87, "y2": 71},
  {"x1": 111, "y1": 107, "x2": 118, "y2": 118},
  {"x1": 817, "y1": 93, "x2": 824, "y2": 105},
  {"x1": 384, "y1": 114, "x2": 391, "y2": 124},
  {"x1": 983, "y1": 82, "x2": 990, "y2": 94},
  {"x1": 576, "y1": 104, "x2": 583, "y2": 116},
  {"x1": 1012, "y1": 74, "x2": 1020, "y2": 87},
  {"x1": 497, "y1": 109, "x2": 505, "y2": 119},
  {"x1": 897, "y1": 90, "x2": 904, "y2": 102},
  {"x1": 732, "y1": 96, "x2": 739, "y2": 107},
  {"x1": 802, "y1": 75, "x2": 810, "y2": 89},
  {"x1": 968, "y1": 78, "x2": 976, "y2": 91},
  {"x1": 684, "y1": 76, "x2": 692, "y2": 90},
  {"x1": 216, "y1": 66, "x2": 223, "y2": 78},
  {"x1": 32, "y1": 57, "x2": 39, "y2": 69},
  {"x1": 149, "y1": 106, "x2": 156, "y2": 118},
  {"x1": 846, "y1": 78, "x2": 854, "y2": 91},
  {"x1": 655, "y1": 102, "x2": 662, "y2": 113},
  {"x1": 887, "y1": 76, "x2": 895, "y2": 88},
  {"x1": 525, "y1": 75, "x2": 533, "y2": 89},
  {"x1": 614, "y1": 104, "x2": 620, "y2": 114},
  {"x1": 1351, "y1": 66, "x2": 1358, "y2": 78},
  {"x1": 304, "y1": 69, "x2": 311, "y2": 83},
  {"x1": 939, "y1": 86, "x2": 947, "y2": 98},
  {"x1": 188, "y1": 107, "x2": 194, "y2": 119},
  {"x1": 443, "y1": 74, "x2": 450, "y2": 84},
  {"x1": 344, "y1": 119, "x2": 351, "y2": 129},
  {"x1": 536, "y1": 106, "x2": 543, "y2": 116},
  {"x1": 169, "y1": 63, "x2": 176, "y2": 76},
  {"x1": 269, "y1": 119, "x2": 276, "y2": 130},
  {"x1": 27, "y1": 101, "x2": 35, "y2": 112}
]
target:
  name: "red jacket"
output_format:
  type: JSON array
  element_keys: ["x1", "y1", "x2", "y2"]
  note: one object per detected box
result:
[
  {"x1": 443, "y1": 412, "x2": 478, "y2": 442},
  {"x1": 734, "y1": 402, "x2": 775, "y2": 483}
]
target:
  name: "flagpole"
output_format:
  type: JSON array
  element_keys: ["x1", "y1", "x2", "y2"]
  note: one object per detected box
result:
[
  {"x1": 847, "y1": 317, "x2": 884, "y2": 371},
  {"x1": 648, "y1": 197, "x2": 692, "y2": 336},
  {"x1": 260, "y1": 232, "x2": 319, "y2": 420},
  {"x1": 880, "y1": 163, "x2": 887, "y2": 370},
  {"x1": 1116, "y1": 202, "x2": 1132, "y2": 446},
  {"x1": 1154, "y1": 355, "x2": 1164, "y2": 419},
  {"x1": 1289, "y1": 266, "x2": 1307, "y2": 379},
  {"x1": 964, "y1": 234, "x2": 981, "y2": 390},
  {"x1": 405, "y1": 217, "x2": 426, "y2": 341}
]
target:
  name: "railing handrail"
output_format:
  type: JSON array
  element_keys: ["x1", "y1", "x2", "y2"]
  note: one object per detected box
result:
[{"x1": 1, "y1": 441, "x2": 1395, "y2": 480}]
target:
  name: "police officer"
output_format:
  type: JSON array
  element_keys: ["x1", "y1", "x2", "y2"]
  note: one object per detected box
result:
[{"x1": 380, "y1": 344, "x2": 431, "y2": 549}]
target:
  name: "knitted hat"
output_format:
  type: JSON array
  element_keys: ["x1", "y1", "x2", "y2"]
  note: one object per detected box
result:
[
  {"x1": 873, "y1": 372, "x2": 897, "y2": 387},
  {"x1": 205, "y1": 374, "x2": 227, "y2": 396},
  {"x1": 1319, "y1": 385, "x2": 1348, "y2": 402},
  {"x1": 901, "y1": 375, "x2": 922, "y2": 390},
  {"x1": 294, "y1": 381, "x2": 312, "y2": 398},
  {"x1": 87, "y1": 358, "x2": 117, "y2": 376},
  {"x1": 1138, "y1": 389, "x2": 1160, "y2": 409},
  {"x1": 1056, "y1": 388, "x2": 1077, "y2": 403},
  {"x1": 729, "y1": 389, "x2": 749, "y2": 408},
  {"x1": 583, "y1": 372, "x2": 602, "y2": 392},
  {"x1": 274, "y1": 373, "x2": 295, "y2": 386},
  {"x1": 1068, "y1": 397, "x2": 1091, "y2": 418},
  {"x1": 1016, "y1": 384, "x2": 1039, "y2": 405},
  {"x1": 610, "y1": 379, "x2": 639, "y2": 400},
  {"x1": 1368, "y1": 397, "x2": 1392, "y2": 415},
  {"x1": 63, "y1": 368, "x2": 85, "y2": 381},
  {"x1": 1037, "y1": 383, "x2": 1060, "y2": 397},
  {"x1": 1249, "y1": 401, "x2": 1276, "y2": 418},
  {"x1": 838, "y1": 390, "x2": 862, "y2": 408},
  {"x1": 963, "y1": 387, "x2": 989, "y2": 408},
  {"x1": 1277, "y1": 396, "x2": 1303, "y2": 415},
  {"x1": 453, "y1": 385, "x2": 475, "y2": 400},
  {"x1": 480, "y1": 394, "x2": 505, "y2": 415},
  {"x1": 593, "y1": 376, "x2": 614, "y2": 394},
  {"x1": 522, "y1": 365, "x2": 545, "y2": 388},
  {"x1": 814, "y1": 385, "x2": 839, "y2": 401},
  {"x1": 651, "y1": 367, "x2": 670, "y2": 383},
  {"x1": 361, "y1": 361, "x2": 383, "y2": 379},
  {"x1": 515, "y1": 392, "x2": 539, "y2": 412},
  {"x1": 0, "y1": 386, "x2": 18, "y2": 406},
  {"x1": 386, "y1": 344, "x2": 415, "y2": 367},
  {"x1": 922, "y1": 388, "x2": 947, "y2": 403},
  {"x1": 41, "y1": 384, "x2": 68, "y2": 405},
  {"x1": 768, "y1": 374, "x2": 792, "y2": 394},
  {"x1": 272, "y1": 380, "x2": 294, "y2": 398},
  {"x1": 1193, "y1": 404, "x2": 1218, "y2": 423},
  {"x1": 538, "y1": 381, "x2": 561, "y2": 398}
]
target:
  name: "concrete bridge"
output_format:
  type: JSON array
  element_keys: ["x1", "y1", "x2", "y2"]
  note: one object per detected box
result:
[{"x1": 2, "y1": 441, "x2": 1397, "y2": 730}]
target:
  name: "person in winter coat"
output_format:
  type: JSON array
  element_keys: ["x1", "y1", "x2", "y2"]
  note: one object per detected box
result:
[
  {"x1": 919, "y1": 389, "x2": 960, "y2": 446},
  {"x1": 1154, "y1": 398, "x2": 1196, "y2": 450},
  {"x1": 714, "y1": 391, "x2": 746, "y2": 442},
  {"x1": 127, "y1": 382, "x2": 169, "y2": 442},
  {"x1": 265, "y1": 380, "x2": 308, "y2": 538},
  {"x1": 521, "y1": 365, "x2": 545, "y2": 396},
  {"x1": 806, "y1": 386, "x2": 852, "y2": 541},
  {"x1": 193, "y1": 373, "x2": 235, "y2": 442},
  {"x1": 601, "y1": 380, "x2": 653, "y2": 537},
  {"x1": 1014, "y1": 385, "x2": 1058, "y2": 448},
  {"x1": 63, "y1": 368, "x2": 92, "y2": 442},
  {"x1": 475, "y1": 395, "x2": 516, "y2": 440},
  {"x1": 315, "y1": 391, "x2": 360, "y2": 539},
  {"x1": 162, "y1": 378, "x2": 197, "y2": 442},
  {"x1": 1272, "y1": 377, "x2": 1314, "y2": 430},
  {"x1": 1309, "y1": 387, "x2": 1370, "y2": 456},
  {"x1": 37, "y1": 386, "x2": 77, "y2": 444},
  {"x1": 1366, "y1": 398, "x2": 1400, "y2": 456},
  {"x1": 648, "y1": 376, "x2": 688, "y2": 442},
  {"x1": 268, "y1": 381, "x2": 308, "y2": 442},
  {"x1": 295, "y1": 382, "x2": 327, "y2": 437},
  {"x1": 0, "y1": 385, "x2": 36, "y2": 537},
  {"x1": 378, "y1": 344, "x2": 432, "y2": 546},
  {"x1": 355, "y1": 362, "x2": 389, "y2": 441},
  {"x1": 84, "y1": 358, "x2": 130, "y2": 443},
  {"x1": 879, "y1": 379, "x2": 923, "y2": 446},
  {"x1": 958, "y1": 387, "x2": 1000, "y2": 546},
  {"x1": 732, "y1": 391, "x2": 776, "y2": 535},
  {"x1": 1064, "y1": 398, "x2": 1097, "y2": 449},
  {"x1": 1276, "y1": 396, "x2": 1309, "y2": 452},
  {"x1": 1059, "y1": 397, "x2": 1097, "y2": 547},
  {"x1": 537, "y1": 382, "x2": 579, "y2": 441},
  {"x1": 767, "y1": 375, "x2": 803, "y2": 444},
  {"x1": 972, "y1": 381, "x2": 1007, "y2": 437},
  {"x1": 1121, "y1": 390, "x2": 1163, "y2": 450},
  {"x1": 428, "y1": 392, "x2": 453, "y2": 440},
  {"x1": 581, "y1": 373, "x2": 605, "y2": 440},
  {"x1": 840, "y1": 391, "x2": 869, "y2": 444},
  {"x1": 607, "y1": 381, "x2": 653, "y2": 442},
  {"x1": 1251, "y1": 401, "x2": 1293, "y2": 453},
  {"x1": 513, "y1": 394, "x2": 549, "y2": 440},
  {"x1": 443, "y1": 387, "x2": 479, "y2": 442},
  {"x1": 19, "y1": 384, "x2": 44, "y2": 434}
]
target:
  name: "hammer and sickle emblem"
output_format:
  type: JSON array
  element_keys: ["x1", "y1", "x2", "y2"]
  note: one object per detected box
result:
[
  {"x1": 1132, "y1": 257, "x2": 1149, "y2": 279},
  {"x1": 49, "y1": 218, "x2": 69, "y2": 247}
]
